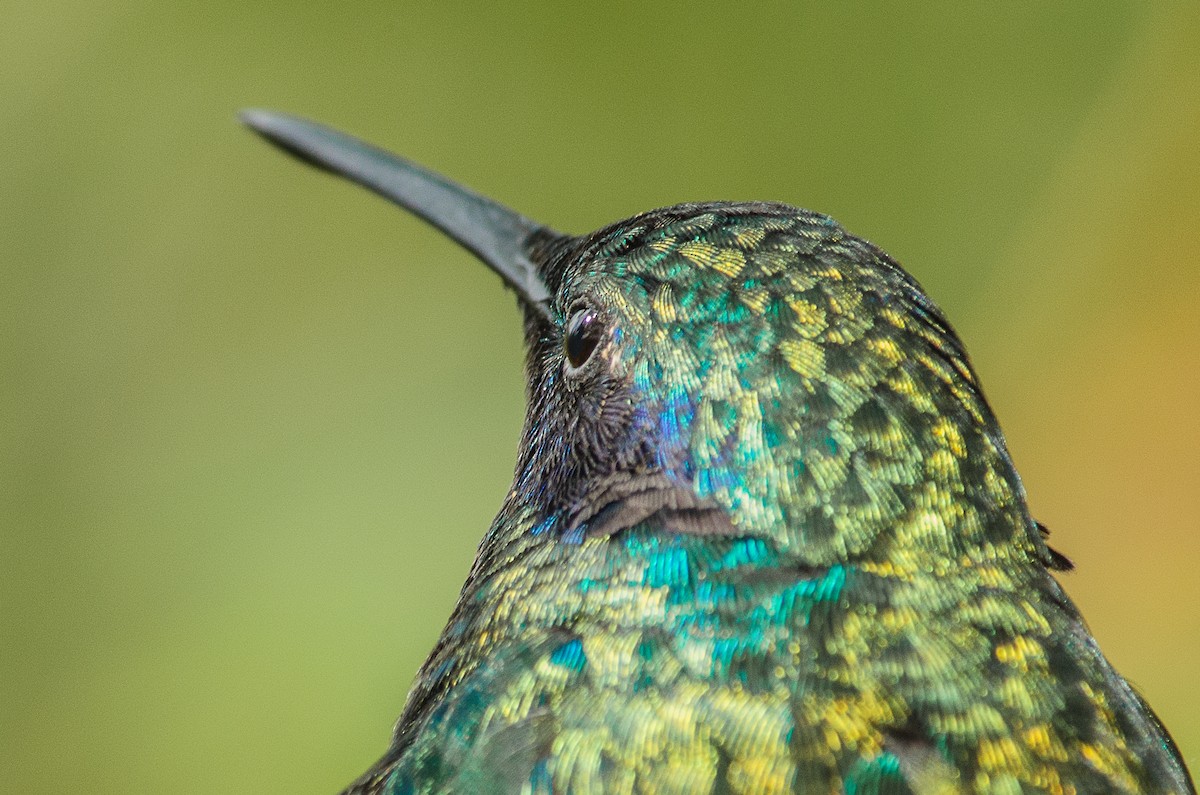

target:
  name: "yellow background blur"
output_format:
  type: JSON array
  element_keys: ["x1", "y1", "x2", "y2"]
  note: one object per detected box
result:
[{"x1": 3, "y1": 3, "x2": 1197, "y2": 792}]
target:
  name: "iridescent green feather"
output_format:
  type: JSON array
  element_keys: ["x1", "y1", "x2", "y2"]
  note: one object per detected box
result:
[
  {"x1": 240, "y1": 113, "x2": 1193, "y2": 795},
  {"x1": 343, "y1": 205, "x2": 1192, "y2": 795}
]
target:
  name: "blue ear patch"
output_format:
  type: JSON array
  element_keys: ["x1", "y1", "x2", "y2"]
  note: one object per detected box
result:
[{"x1": 655, "y1": 386, "x2": 695, "y2": 472}]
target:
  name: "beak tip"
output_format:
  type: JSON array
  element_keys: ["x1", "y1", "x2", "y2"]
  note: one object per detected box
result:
[
  {"x1": 238, "y1": 107, "x2": 277, "y2": 131},
  {"x1": 238, "y1": 109, "x2": 300, "y2": 147},
  {"x1": 237, "y1": 109, "x2": 338, "y2": 174}
]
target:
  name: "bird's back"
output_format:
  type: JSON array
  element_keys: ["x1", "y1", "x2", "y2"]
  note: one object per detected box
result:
[{"x1": 348, "y1": 524, "x2": 1192, "y2": 794}]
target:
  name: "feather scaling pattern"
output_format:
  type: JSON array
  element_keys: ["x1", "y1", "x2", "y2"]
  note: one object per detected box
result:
[{"x1": 242, "y1": 113, "x2": 1194, "y2": 795}]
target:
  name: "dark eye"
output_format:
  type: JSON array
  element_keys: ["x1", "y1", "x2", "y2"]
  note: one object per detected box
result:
[{"x1": 564, "y1": 307, "x2": 603, "y2": 372}]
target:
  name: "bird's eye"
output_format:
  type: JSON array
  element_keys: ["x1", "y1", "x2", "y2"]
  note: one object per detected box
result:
[{"x1": 564, "y1": 307, "x2": 603, "y2": 373}]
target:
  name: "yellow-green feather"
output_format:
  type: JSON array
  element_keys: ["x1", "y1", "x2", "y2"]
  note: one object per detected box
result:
[{"x1": 344, "y1": 204, "x2": 1192, "y2": 795}]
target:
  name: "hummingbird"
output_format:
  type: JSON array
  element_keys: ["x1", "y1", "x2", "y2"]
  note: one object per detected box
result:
[{"x1": 242, "y1": 110, "x2": 1194, "y2": 795}]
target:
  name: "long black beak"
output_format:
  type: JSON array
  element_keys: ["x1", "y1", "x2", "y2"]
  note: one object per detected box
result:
[{"x1": 240, "y1": 109, "x2": 554, "y2": 316}]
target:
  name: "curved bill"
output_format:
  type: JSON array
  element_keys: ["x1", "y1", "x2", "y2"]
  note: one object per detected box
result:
[{"x1": 240, "y1": 109, "x2": 553, "y2": 315}]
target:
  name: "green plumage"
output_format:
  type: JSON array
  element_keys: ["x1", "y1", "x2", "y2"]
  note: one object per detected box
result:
[{"x1": 243, "y1": 113, "x2": 1194, "y2": 795}]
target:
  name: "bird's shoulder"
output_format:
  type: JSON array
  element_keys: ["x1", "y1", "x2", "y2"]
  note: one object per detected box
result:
[{"x1": 351, "y1": 525, "x2": 1192, "y2": 794}]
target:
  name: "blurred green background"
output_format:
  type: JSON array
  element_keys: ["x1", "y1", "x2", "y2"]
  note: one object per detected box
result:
[{"x1": 3, "y1": 3, "x2": 1198, "y2": 792}]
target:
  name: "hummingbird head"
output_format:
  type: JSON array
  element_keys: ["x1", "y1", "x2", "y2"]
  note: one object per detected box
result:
[{"x1": 243, "y1": 111, "x2": 1060, "y2": 571}]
